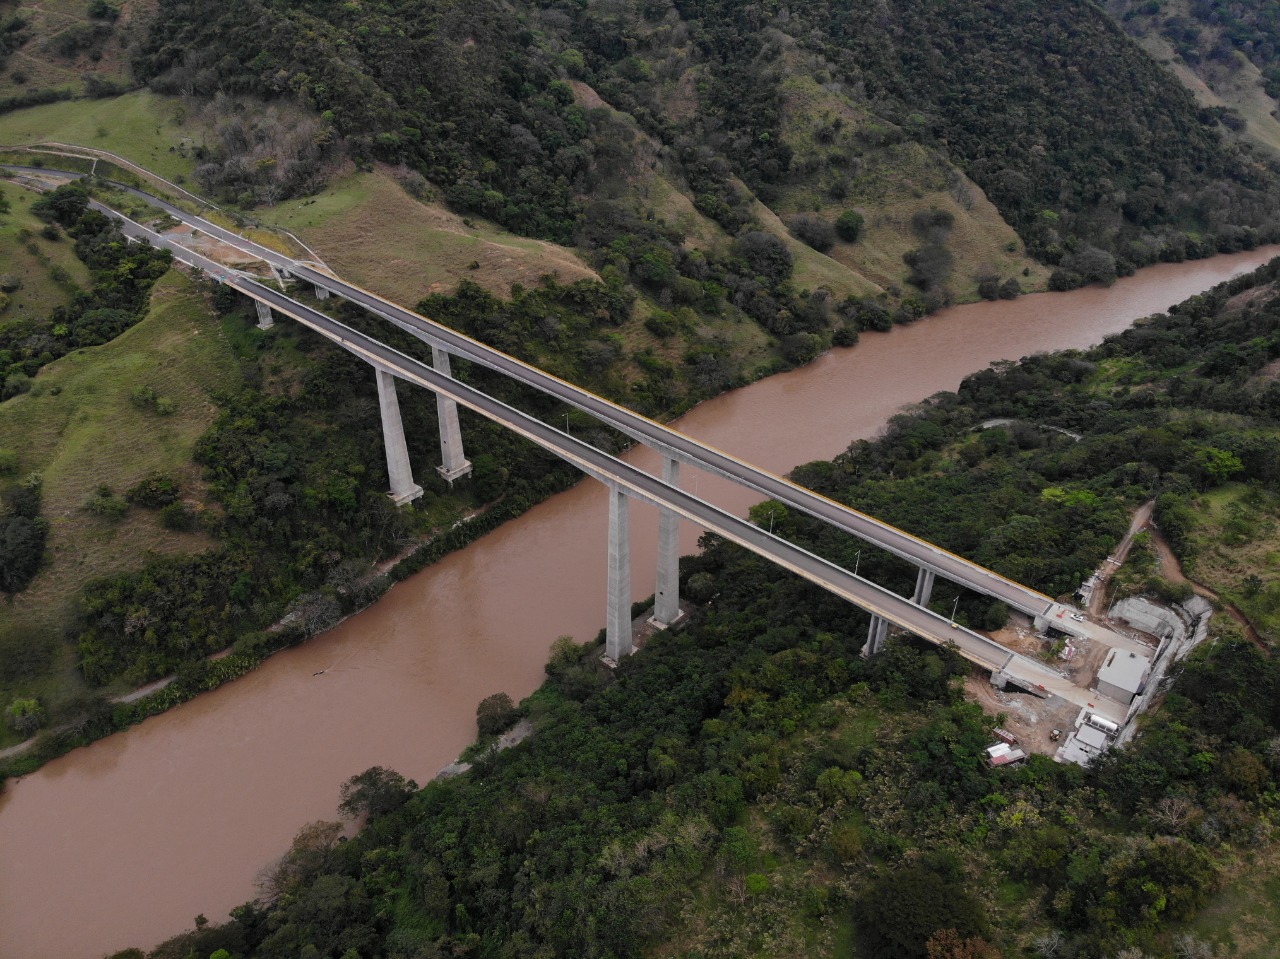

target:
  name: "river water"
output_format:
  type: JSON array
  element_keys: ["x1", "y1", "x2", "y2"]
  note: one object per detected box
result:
[{"x1": 2, "y1": 249, "x2": 1276, "y2": 959}]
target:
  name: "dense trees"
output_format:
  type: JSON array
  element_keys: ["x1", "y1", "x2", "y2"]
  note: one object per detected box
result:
[
  {"x1": 0, "y1": 472, "x2": 46, "y2": 594},
  {"x1": 131, "y1": 0, "x2": 1280, "y2": 274},
  {"x1": 0, "y1": 182, "x2": 172, "y2": 391}
]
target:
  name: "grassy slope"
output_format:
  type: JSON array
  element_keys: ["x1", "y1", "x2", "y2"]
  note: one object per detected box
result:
[
  {"x1": 1113, "y1": 0, "x2": 1280, "y2": 160},
  {"x1": 0, "y1": 90, "x2": 201, "y2": 182},
  {"x1": 0, "y1": 0, "x2": 142, "y2": 100},
  {"x1": 0, "y1": 271, "x2": 237, "y2": 688},
  {"x1": 1189, "y1": 844, "x2": 1280, "y2": 958},
  {"x1": 770, "y1": 72, "x2": 1050, "y2": 300},
  {"x1": 257, "y1": 169, "x2": 600, "y2": 304},
  {"x1": 0, "y1": 179, "x2": 91, "y2": 325},
  {"x1": 1182, "y1": 483, "x2": 1280, "y2": 642}
]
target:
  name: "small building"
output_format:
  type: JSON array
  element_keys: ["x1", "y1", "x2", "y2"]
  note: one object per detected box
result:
[
  {"x1": 1057, "y1": 723, "x2": 1111, "y2": 766},
  {"x1": 1074, "y1": 724, "x2": 1110, "y2": 753},
  {"x1": 986, "y1": 743, "x2": 1027, "y2": 767},
  {"x1": 1096, "y1": 649, "x2": 1151, "y2": 705}
]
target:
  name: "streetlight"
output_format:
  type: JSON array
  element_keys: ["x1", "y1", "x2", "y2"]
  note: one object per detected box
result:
[
  {"x1": 951, "y1": 595, "x2": 960, "y2": 623},
  {"x1": 853, "y1": 550, "x2": 861, "y2": 576},
  {"x1": 564, "y1": 413, "x2": 570, "y2": 435}
]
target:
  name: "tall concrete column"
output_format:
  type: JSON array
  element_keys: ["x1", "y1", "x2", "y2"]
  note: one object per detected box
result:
[
  {"x1": 651, "y1": 457, "x2": 683, "y2": 628},
  {"x1": 376, "y1": 367, "x2": 424, "y2": 506},
  {"x1": 912, "y1": 567, "x2": 936, "y2": 607},
  {"x1": 861, "y1": 614, "x2": 889, "y2": 659},
  {"x1": 431, "y1": 346, "x2": 472, "y2": 484},
  {"x1": 254, "y1": 300, "x2": 274, "y2": 330},
  {"x1": 605, "y1": 483, "x2": 632, "y2": 662},
  {"x1": 314, "y1": 284, "x2": 330, "y2": 301}
]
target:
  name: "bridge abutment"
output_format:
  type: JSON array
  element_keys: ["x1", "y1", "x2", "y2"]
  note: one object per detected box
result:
[
  {"x1": 650, "y1": 457, "x2": 684, "y2": 629},
  {"x1": 376, "y1": 367, "x2": 424, "y2": 506},
  {"x1": 606, "y1": 483, "x2": 632, "y2": 662},
  {"x1": 431, "y1": 346, "x2": 472, "y2": 484},
  {"x1": 254, "y1": 300, "x2": 274, "y2": 330}
]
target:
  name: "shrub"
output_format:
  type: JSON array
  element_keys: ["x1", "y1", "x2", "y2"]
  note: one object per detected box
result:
[
  {"x1": 3, "y1": 372, "x2": 30, "y2": 399},
  {"x1": 127, "y1": 472, "x2": 180, "y2": 507},
  {"x1": 5, "y1": 697, "x2": 43, "y2": 736},
  {"x1": 782, "y1": 332, "x2": 823, "y2": 365},
  {"x1": 86, "y1": 485, "x2": 128, "y2": 518},
  {"x1": 130, "y1": 385, "x2": 176, "y2": 415},
  {"x1": 832, "y1": 325, "x2": 858, "y2": 347},
  {"x1": 1048, "y1": 269, "x2": 1083, "y2": 291},
  {"x1": 789, "y1": 214, "x2": 836, "y2": 252},
  {"x1": 735, "y1": 231, "x2": 793, "y2": 287},
  {"x1": 644, "y1": 311, "x2": 679, "y2": 338},
  {"x1": 159, "y1": 501, "x2": 198, "y2": 531}
]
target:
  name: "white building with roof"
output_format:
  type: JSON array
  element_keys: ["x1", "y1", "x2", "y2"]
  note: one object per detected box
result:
[{"x1": 1096, "y1": 648, "x2": 1151, "y2": 705}]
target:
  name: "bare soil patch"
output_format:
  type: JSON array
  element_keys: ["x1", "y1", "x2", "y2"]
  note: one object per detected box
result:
[{"x1": 965, "y1": 673, "x2": 1081, "y2": 756}]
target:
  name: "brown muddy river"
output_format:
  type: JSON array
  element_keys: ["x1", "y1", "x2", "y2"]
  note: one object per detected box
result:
[{"x1": 2, "y1": 248, "x2": 1277, "y2": 959}]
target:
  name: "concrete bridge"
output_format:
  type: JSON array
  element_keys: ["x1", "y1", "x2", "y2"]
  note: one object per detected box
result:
[{"x1": 5, "y1": 164, "x2": 1100, "y2": 707}]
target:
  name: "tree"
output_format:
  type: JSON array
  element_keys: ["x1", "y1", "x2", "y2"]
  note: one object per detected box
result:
[
  {"x1": 734, "y1": 231, "x2": 793, "y2": 287},
  {"x1": 257, "y1": 820, "x2": 344, "y2": 903},
  {"x1": 31, "y1": 182, "x2": 89, "y2": 227},
  {"x1": 926, "y1": 929, "x2": 1002, "y2": 959},
  {"x1": 789, "y1": 214, "x2": 836, "y2": 252},
  {"x1": 476, "y1": 691, "x2": 519, "y2": 736},
  {"x1": 853, "y1": 861, "x2": 988, "y2": 959},
  {"x1": 1192, "y1": 446, "x2": 1243, "y2": 487},
  {"x1": 836, "y1": 209, "x2": 865, "y2": 242},
  {"x1": 338, "y1": 766, "x2": 414, "y2": 820},
  {"x1": 982, "y1": 602, "x2": 1009, "y2": 631}
]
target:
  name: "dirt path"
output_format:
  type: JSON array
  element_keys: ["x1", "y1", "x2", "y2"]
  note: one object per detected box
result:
[
  {"x1": 1148, "y1": 525, "x2": 1267, "y2": 650},
  {"x1": 1087, "y1": 500, "x2": 1155, "y2": 616}
]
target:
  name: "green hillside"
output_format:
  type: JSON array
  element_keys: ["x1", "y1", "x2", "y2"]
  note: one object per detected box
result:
[
  {"x1": 0, "y1": 179, "x2": 90, "y2": 326},
  {"x1": 0, "y1": 270, "x2": 237, "y2": 747}
]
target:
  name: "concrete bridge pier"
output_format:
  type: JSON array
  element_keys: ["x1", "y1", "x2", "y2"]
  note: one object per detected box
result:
[
  {"x1": 431, "y1": 346, "x2": 472, "y2": 484},
  {"x1": 862, "y1": 614, "x2": 889, "y2": 658},
  {"x1": 912, "y1": 567, "x2": 936, "y2": 607},
  {"x1": 605, "y1": 483, "x2": 632, "y2": 662},
  {"x1": 650, "y1": 457, "x2": 683, "y2": 628},
  {"x1": 376, "y1": 367, "x2": 424, "y2": 506},
  {"x1": 254, "y1": 300, "x2": 274, "y2": 330},
  {"x1": 314, "y1": 284, "x2": 330, "y2": 301}
]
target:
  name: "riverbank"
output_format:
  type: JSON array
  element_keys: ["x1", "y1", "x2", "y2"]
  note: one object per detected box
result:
[{"x1": 0, "y1": 498, "x2": 527, "y2": 779}]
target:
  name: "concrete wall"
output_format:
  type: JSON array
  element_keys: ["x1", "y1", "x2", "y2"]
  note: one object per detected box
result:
[{"x1": 1109, "y1": 597, "x2": 1185, "y2": 642}]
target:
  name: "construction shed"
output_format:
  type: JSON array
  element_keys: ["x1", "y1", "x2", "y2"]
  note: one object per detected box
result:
[{"x1": 1096, "y1": 649, "x2": 1150, "y2": 706}]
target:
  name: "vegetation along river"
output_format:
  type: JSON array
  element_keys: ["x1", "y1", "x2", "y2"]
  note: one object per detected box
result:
[{"x1": 2, "y1": 248, "x2": 1278, "y2": 959}]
